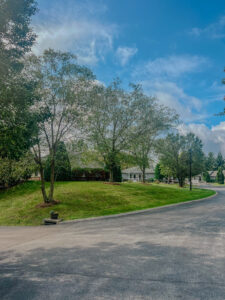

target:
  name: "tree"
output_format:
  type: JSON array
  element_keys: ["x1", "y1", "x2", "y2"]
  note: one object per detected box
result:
[
  {"x1": 129, "y1": 86, "x2": 178, "y2": 182},
  {"x1": 215, "y1": 152, "x2": 224, "y2": 170},
  {"x1": 0, "y1": 0, "x2": 38, "y2": 160},
  {"x1": 216, "y1": 167, "x2": 224, "y2": 184},
  {"x1": 30, "y1": 49, "x2": 94, "y2": 203},
  {"x1": 154, "y1": 164, "x2": 164, "y2": 181},
  {"x1": 0, "y1": 0, "x2": 37, "y2": 78},
  {"x1": 158, "y1": 134, "x2": 187, "y2": 187},
  {"x1": 203, "y1": 171, "x2": 210, "y2": 183},
  {"x1": 0, "y1": 76, "x2": 39, "y2": 160},
  {"x1": 158, "y1": 133, "x2": 204, "y2": 187},
  {"x1": 185, "y1": 133, "x2": 205, "y2": 177},
  {"x1": 44, "y1": 142, "x2": 71, "y2": 181},
  {"x1": 205, "y1": 152, "x2": 216, "y2": 171},
  {"x1": 87, "y1": 80, "x2": 140, "y2": 182}
]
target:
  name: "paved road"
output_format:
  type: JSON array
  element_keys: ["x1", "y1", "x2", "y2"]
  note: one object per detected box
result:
[{"x1": 1, "y1": 187, "x2": 225, "y2": 299}]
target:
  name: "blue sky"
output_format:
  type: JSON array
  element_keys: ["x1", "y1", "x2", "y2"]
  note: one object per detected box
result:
[{"x1": 32, "y1": 0, "x2": 225, "y2": 154}]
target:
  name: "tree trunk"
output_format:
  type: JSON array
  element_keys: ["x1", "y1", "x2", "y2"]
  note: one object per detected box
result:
[
  {"x1": 48, "y1": 156, "x2": 55, "y2": 202},
  {"x1": 39, "y1": 164, "x2": 49, "y2": 203},
  {"x1": 142, "y1": 168, "x2": 146, "y2": 183},
  {"x1": 109, "y1": 168, "x2": 113, "y2": 182},
  {"x1": 178, "y1": 177, "x2": 184, "y2": 187}
]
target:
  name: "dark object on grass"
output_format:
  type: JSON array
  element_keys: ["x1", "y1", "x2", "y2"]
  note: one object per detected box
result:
[
  {"x1": 50, "y1": 210, "x2": 59, "y2": 219},
  {"x1": 43, "y1": 218, "x2": 62, "y2": 225}
]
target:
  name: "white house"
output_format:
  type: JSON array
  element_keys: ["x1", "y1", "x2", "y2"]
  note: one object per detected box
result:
[{"x1": 122, "y1": 167, "x2": 155, "y2": 182}]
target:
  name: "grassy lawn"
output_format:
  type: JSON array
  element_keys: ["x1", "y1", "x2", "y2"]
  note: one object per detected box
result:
[{"x1": 0, "y1": 181, "x2": 215, "y2": 226}]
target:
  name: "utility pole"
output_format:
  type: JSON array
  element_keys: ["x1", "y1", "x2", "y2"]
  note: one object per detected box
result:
[{"x1": 189, "y1": 148, "x2": 192, "y2": 191}]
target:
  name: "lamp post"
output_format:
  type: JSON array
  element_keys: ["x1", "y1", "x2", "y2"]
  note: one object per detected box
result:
[{"x1": 189, "y1": 148, "x2": 192, "y2": 191}]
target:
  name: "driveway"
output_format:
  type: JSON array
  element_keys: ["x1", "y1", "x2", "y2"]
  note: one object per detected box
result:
[{"x1": 0, "y1": 187, "x2": 225, "y2": 299}]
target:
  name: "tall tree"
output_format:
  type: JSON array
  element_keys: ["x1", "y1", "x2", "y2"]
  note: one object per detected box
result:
[
  {"x1": 0, "y1": 0, "x2": 37, "y2": 77},
  {"x1": 216, "y1": 167, "x2": 224, "y2": 184},
  {"x1": 129, "y1": 86, "x2": 178, "y2": 182},
  {"x1": 215, "y1": 152, "x2": 224, "y2": 170},
  {"x1": 205, "y1": 152, "x2": 216, "y2": 171},
  {"x1": 87, "y1": 80, "x2": 140, "y2": 181},
  {"x1": 0, "y1": 0, "x2": 38, "y2": 160},
  {"x1": 158, "y1": 134, "x2": 187, "y2": 187},
  {"x1": 30, "y1": 49, "x2": 94, "y2": 203},
  {"x1": 158, "y1": 133, "x2": 204, "y2": 187}
]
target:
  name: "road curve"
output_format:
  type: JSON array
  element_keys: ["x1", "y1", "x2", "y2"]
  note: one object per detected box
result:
[{"x1": 1, "y1": 187, "x2": 225, "y2": 299}]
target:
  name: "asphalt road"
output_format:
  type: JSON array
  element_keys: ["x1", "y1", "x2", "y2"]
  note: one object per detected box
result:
[{"x1": 1, "y1": 187, "x2": 225, "y2": 299}]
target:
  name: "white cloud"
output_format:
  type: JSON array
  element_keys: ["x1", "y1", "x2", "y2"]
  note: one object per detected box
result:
[
  {"x1": 132, "y1": 54, "x2": 210, "y2": 122},
  {"x1": 116, "y1": 46, "x2": 138, "y2": 66},
  {"x1": 142, "y1": 80, "x2": 207, "y2": 122},
  {"x1": 189, "y1": 15, "x2": 225, "y2": 39},
  {"x1": 133, "y1": 55, "x2": 208, "y2": 78},
  {"x1": 178, "y1": 122, "x2": 225, "y2": 155},
  {"x1": 32, "y1": 2, "x2": 117, "y2": 65}
]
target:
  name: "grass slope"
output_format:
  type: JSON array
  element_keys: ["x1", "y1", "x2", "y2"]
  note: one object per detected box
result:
[{"x1": 0, "y1": 181, "x2": 215, "y2": 226}]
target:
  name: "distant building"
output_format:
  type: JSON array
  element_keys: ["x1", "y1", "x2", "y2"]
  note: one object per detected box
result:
[
  {"x1": 122, "y1": 167, "x2": 155, "y2": 182},
  {"x1": 192, "y1": 170, "x2": 225, "y2": 184}
]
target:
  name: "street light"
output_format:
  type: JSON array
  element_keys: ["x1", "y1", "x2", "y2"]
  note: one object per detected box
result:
[{"x1": 189, "y1": 148, "x2": 192, "y2": 191}]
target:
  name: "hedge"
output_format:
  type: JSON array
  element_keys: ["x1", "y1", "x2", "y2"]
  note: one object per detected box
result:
[{"x1": 71, "y1": 168, "x2": 109, "y2": 181}]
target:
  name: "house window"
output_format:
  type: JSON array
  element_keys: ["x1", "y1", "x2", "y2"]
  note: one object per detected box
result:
[
  {"x1": 134, "y1": 174, "x2": 136, "y2": 179},
  {"x1": 130, "y1": 174, "x2": 132, "y2": 178}
]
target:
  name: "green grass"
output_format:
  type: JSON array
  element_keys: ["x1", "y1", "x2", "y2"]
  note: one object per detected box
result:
[{"x1": 0, "y1": 181, "x2": 215, "y2": 226}]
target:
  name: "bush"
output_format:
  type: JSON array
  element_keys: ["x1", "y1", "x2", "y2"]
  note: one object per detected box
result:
[
  {"x1": 0, "y1": 153, "x2": 34, "y2": 188},
  {"x1": 71, "y1": 168, "x2": 109, "y2": 181},
  {"x1": 44, "y1": 142, "x2": 71, "y2": 181}
]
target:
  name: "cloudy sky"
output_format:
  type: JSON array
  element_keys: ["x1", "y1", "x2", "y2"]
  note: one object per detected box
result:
[{"x1": 32, "y1": 0, "x2": 225, "y2": 154}]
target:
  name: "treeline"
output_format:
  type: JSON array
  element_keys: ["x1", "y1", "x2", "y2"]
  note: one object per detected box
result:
[{"x1": 0, "y1": 0, "x2": 224, "y2": 203}]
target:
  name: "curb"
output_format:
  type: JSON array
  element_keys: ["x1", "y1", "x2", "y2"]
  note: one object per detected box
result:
[{"x1": 60, "y1": 190, "x2": 217, "y2": 225}]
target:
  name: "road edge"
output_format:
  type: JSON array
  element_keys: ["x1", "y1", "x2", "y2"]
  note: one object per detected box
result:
[{"x1": 60, "y1": 190, "x2": 217, "y2": 225}]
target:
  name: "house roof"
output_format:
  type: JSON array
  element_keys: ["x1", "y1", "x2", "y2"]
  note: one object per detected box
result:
[
  {"x1": 122, "y1": 167, "x2": 154, "y2": 174},
  {"x1": 208, "y1": 170, "x2": 225, "y2": 176}
]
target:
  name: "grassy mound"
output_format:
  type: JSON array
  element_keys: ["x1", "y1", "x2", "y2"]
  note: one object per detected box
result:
[{"x1": 0, "y1": 181, "x2": 215, "y2": 226}]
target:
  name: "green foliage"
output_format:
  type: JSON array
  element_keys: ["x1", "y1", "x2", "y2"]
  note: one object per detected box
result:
[
  {"x1": 0, "y1": 0, "x2": 37, "y2": 77},
  {"x1": 158, "y1": 133, "x2": 205, "y2": 187},
  {"x1": 203, "y1": 171, "x2": 211, "y2": 183},
  {"x1": 215, "y1": 152, "x2": 224, "y2": 170},
  {"x1": 0, "y1": 0, "x2": 38, "y2": 160},
  {"x1": 71, "y1": 168, "x2": 109, "y2": 181},
  {"x1": 154, "y1": 164, "x2": 164, "y2": 181},
  {"x1": 0, "y1": 153, "x2": 34, "y2": 187},
  {"x1": 216, "y1": 167, "x2": 224, "y2": 184},
  {"x1": 205, "y1": 152, "x2": 216, "y2": 171},
  {"x1": 0, "y1": 76, "x2": 39, "y2": 159},
  {"x1": 44, "y1": 142, "x2": 71, "y2": 181}
]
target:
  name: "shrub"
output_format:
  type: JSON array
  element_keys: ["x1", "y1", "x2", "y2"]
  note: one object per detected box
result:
[
  {"x1": 0, "y1": 153, "x2": 34, "y2": 188},
  {"x1": 71, "y1": 168, "x2": 109, "y2": 181}
]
